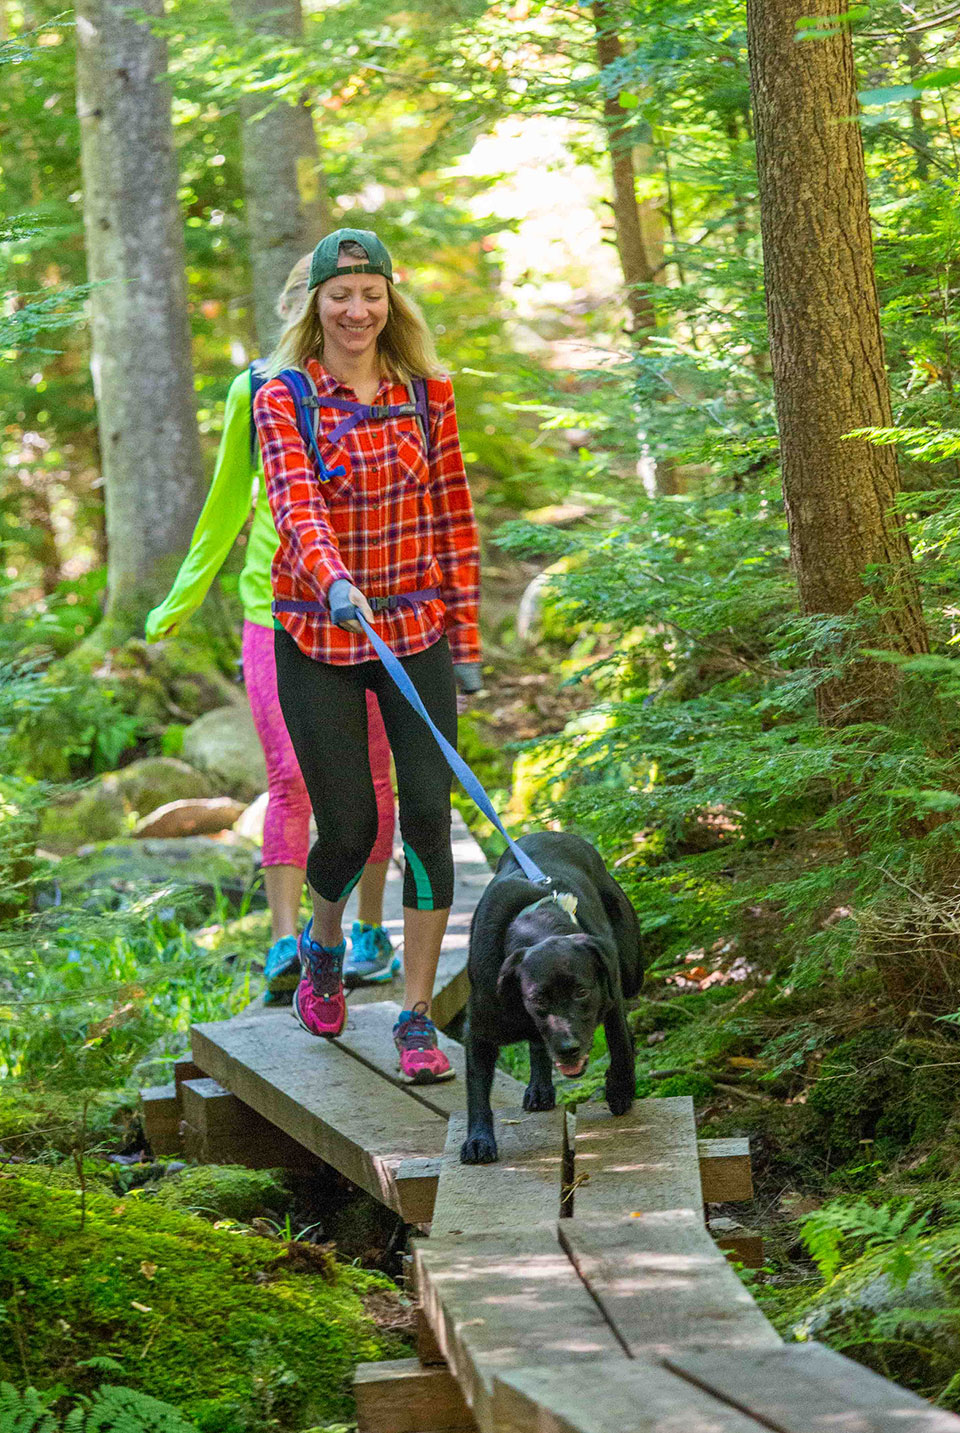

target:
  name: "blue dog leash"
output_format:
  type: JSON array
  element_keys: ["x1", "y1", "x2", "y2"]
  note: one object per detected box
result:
[{"x1": 355, "y1": 611, "x2": 550, "y2": 888}]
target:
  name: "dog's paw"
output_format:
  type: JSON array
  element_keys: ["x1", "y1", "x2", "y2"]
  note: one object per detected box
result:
[
  {"x1": 605, "y1": 1074, "x2": 634, "y2": 1117},
  {"x1": 523, "y1": 1080, "x2": 556, "y2": 1112},
  {"x1": 460, "y1": 1132, "x2": 499, "y2": 1164}
]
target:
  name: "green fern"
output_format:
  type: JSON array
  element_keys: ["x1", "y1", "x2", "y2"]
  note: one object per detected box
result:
[
  {"x1": 0, "y1": 1383, "x2": 58, "y2": 1433},
  {"x1": 64, "y1": 1387, "x2": 197, "y2": 1433},
  {"x1": 0, "y1": 1385, "x2": 197, "y2": 1433},
  {"x1": 800, "y1": 1199, "x2": 931, "y2": 1285}
]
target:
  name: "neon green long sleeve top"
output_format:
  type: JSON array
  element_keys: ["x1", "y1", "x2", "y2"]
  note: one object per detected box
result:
[{"x1": 145, "y1": 368, "x2": 279, "y2": 637}]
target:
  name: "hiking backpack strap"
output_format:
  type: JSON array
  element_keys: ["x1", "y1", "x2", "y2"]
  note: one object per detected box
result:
[
  {"x1": 407, "y1": 376, "x2": 431, "y2": 459},
  {"x1": 248, "y1": 359, "x2": 270, "y2": 463},
  {"x1": 274, "y1": 367, "x2": 347, "y2": 483}
]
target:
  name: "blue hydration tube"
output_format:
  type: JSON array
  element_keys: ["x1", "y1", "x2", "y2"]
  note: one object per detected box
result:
[{"x1": 354, "y1": 612, "x2": 550, "y2": 887}]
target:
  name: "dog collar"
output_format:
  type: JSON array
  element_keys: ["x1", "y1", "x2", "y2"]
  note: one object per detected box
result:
[{"x1": 526, "y1": 890, "x2": 580, "y2": 926}]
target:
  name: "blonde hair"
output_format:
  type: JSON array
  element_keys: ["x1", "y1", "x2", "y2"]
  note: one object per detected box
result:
[
  {"x1": 276, "y1": 253, "x2": 312, "y2": 321},
  {"x1": 266, "y1": 241, "x2": 443, "y2": 382}
]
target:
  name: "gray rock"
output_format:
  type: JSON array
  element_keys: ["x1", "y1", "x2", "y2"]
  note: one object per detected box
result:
[
  {"x1": 181, "y1": 706, "x2": 268, "y2": 802},
  {"x1": 62, "y1": 834, "x2": 264, "y2": 920},
  {"x1": 39, "y1": 757, "x2": 216, "y2": 852}
]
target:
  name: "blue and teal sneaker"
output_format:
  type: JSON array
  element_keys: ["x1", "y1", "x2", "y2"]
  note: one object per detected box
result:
[
  {"x1": 343, "y1": 921, "x2": 400, "y2": 987},
  {"x1": 263, "y1": 934, "x2": 299, "y2": 1004}
]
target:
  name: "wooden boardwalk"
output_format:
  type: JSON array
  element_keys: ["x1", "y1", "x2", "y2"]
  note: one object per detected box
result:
[{"x1": 141, "y1": 815, "x2": 960, "y2": 1433}]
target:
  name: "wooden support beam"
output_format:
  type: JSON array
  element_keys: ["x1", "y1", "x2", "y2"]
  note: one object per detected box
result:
[
  {"x1": 664, "y1": 1342, "x2": 960, "y2": 1433},
  {"x1": 714, "y1": 1230, "x2": 764, "y2": 1269},
  {"x1": 354, "y1": 1356, "x2": 475, "y2": 1433},
  {"x1": 571, "y1": 1098, "x2": 704, "y2": 1217},
  {"x1": 430, "y1": 1109, "x2": 566, "y2": 1237},
  {"x1": 492, "y1": 1357, "x2": 771, "y2": 1433},
  {"x1": 413, "y1": 1229, "x2": 625, "y2": 1433},
  {"x1": 698, "y1": 1137, "x2": 753, "y2": 1203},
  {"x1": 173, "y1": 1057, "x2": 205, "y2": 1094},
  {"x1": 417, "y1": 1308, "x2": 446, "y2": 1367},
  {"x1": 139, "y1": 1082, "x2": 181, "y2": 1156},
  {"x1": 558, "y1": 1211, "x2": 780, "y2": 1357},
  {"x1": 191, "y1": 1015, "x2": 447, "y2": 1218},
  {"x1": 179, "y1": 1076, "x2": 325, "y2": 1172}
]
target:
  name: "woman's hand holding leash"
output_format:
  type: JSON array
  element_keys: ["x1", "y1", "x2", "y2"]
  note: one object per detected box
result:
[{"x1": 327, "y1": 578, "x2": 375, "y2": 634}]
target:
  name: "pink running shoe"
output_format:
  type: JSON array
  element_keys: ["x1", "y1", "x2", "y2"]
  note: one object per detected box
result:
[
  {"x1": 292, "y1": 921, "x2": 347, "y2": 1039},
  {"x1": 393, "y1": 1002, "x2": 455, "y2": 1084}
]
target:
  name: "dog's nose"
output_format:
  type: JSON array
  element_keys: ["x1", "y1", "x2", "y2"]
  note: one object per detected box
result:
[{"x1": 556, "y1": 1040, "x2": 581, "y2": 1060}]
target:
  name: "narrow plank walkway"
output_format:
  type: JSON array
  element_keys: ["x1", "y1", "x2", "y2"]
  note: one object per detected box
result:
[{"x1": 180, "y1": 821, "x2": 960, "y2": 1433}]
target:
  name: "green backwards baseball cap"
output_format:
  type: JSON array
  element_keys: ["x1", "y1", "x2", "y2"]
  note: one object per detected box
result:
[{"x1": 308, "y1": 228, "x2": 394, "y2": 291}]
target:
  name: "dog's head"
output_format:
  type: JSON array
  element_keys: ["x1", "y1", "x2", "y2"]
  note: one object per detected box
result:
[{"x1": 497, "y1": 933, "x2": 611, "y2": 1078}]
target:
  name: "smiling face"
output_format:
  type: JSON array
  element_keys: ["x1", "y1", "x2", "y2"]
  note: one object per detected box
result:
[
  {"x1": 316, "y1": 263, "x2": 389, "y2": 366},
  {"x1": 513, "y1": 935, "x2": 607, "y2": 1078}
]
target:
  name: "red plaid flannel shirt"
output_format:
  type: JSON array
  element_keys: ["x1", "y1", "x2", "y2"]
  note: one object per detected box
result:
[{"x1": 254, "y1": 360, "x2": 481, "y2": 666}]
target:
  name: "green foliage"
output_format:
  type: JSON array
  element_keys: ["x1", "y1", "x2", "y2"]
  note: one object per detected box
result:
[
  {"x1": 800, "y1": 1198, "x2": 932, "y2": 1287},
  {"x1": 153, "y1": 1167, "x2": 289, "y2": 1224},
  {"x1": 0, "y1": 1173, "x2": 406, "y2": 1430}
]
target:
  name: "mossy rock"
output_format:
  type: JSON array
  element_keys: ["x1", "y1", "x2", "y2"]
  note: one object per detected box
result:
[
  {"x1": 60, "y1": 835, "x2": 264, "y2": 920},
  {"x1": 779, "y1": 1226, "x2": 960, "y2": 1404},
  {"x1": 0, "y1": 1172, "x2": 408, "y2": 1431},
  {"x1": 154, "y1": 1166, "x2": 289, "y2": 1223},
  {"x1": 39, "y1": 760, "x2": 217, "y2": 854},
  {"x1": 181, "y1": 707, "x2": 268, "y2": 803},
  {"x1": 807, "y1": 1030, "x2": 960, "y2": 1161}
]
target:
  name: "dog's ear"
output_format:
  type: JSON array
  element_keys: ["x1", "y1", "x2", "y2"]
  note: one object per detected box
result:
[
  {"x1": 584, "y1": 936, "x2": 617, "y2": 1005},
  {"x1": 496, "y1": 948, "x2": 525, "y2": 998}
]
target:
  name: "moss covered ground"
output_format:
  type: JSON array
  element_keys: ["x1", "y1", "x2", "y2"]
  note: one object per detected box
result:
[{"x1": 0, "y1": 1169, "x2": 410, "y2": 1431}]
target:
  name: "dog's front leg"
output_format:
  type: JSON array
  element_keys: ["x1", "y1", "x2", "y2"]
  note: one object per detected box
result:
[
  {"x1": 460, "y1": 1032, "x2": 500, "y2": 1164},
  {"x1": 524, "y1": 1040, "x2": 556, "y2": 1111},
  {"x1": 603, "y1": 1006, "x2": 636, "y2": 1116}
]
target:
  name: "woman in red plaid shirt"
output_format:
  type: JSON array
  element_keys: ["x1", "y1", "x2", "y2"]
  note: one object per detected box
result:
[{"x1": 254, "y1": 229, "x2": 481, "y2": 1083}]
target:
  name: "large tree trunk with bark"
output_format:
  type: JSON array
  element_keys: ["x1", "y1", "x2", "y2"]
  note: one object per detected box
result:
[
  {"x1": 76, "y1": 0, "x2": 204, "y2": 640},
  {"x1": 747, "y1": 0, "x2": 929, "y2": 729},
  {"x1": 747, "y1": 0, "x2": 955, "y2": 1023},
  {"x1": 233, "y1": 0, "x2": 331, "y2": 352}
]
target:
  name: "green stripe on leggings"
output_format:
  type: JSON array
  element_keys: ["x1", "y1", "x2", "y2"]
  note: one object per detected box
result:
[
  {"x1": 403, "y1": 842, "x2": 435, "y2": 910},
  {"x1": 335, "y1": 868, "x2": 363, "y2": 903}
]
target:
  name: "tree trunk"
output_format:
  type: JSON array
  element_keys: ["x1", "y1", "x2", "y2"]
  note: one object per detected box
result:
[
  {"x1": 746, "y1": 0, "x2": 929, "y2": 730},
  {"x1": 76, "y1": 0, "x2": 204, "y2": 639},
  {"x1": 233, "y1": 0, "x2": 331, "y2": 352},
  {"x1": 592, "y1": 0, "x2": 657, "y2": 338}
]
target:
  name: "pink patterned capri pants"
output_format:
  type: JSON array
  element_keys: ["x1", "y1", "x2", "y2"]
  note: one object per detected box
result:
[{"x1": 242, "y1": 619, "x2": 395, "y2": 870}]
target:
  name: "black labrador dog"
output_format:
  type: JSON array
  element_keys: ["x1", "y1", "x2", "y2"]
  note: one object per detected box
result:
[{"x1": 460, "y1": 830, "x2": 645, "y2": 1164}]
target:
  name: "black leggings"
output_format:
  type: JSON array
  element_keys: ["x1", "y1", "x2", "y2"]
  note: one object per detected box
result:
[{"x1": 274, "y1": 628, "x2": 457, "y2": 909}]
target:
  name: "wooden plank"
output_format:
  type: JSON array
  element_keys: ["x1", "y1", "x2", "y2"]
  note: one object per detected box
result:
[
  {"x1": 665, "y1": 1343, "x2": 960, "y2": 1433},
  {"x1": 698, "y1": 1137, "x2": 754, "y2": 1203},
  {"x1": 178, "y1": 1077, "x2": 324, "y2": 1171},
  {"x1": 413, "y1": 1228, "x2": 625, "y2": 1433},
  {"x1": 571, "y1": 1098, "x2": 703, "y2": 1217},
  {"x1": 492, "y1": 1358, "x2": 770, "y2": 1433},
  {"x1": 139, "y1": 1082, "x2": 181, "y2": 1156},
  {"x1": 714, "y1": 1230, "x2": 764, "y2": 1269},
  {"x1": 190, "y1": 1014, "x2": 447, "y2": 1218},
  {"x1": 430, "y1": 1110, "x2": 566, "y2": 1237},
  {"x1": 173, "y1": 1057, "x2": 205, "y2": 1092},
  {"x1": 354, "y1": 1356, "x2": 475, "y2": 1433},
  {"x1": 395, "y1": 1158, "x2": 441, "y2": 1226},
  {"x1": 333, "y1": 1001, "x2": 523, "y2": 1119},
  {"x1": 242, "y1": 810, "x2": 488, "y2": 1027},
  {"x1": 558, "y1": 1210, "x2": 780, "y2": 1357}
]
